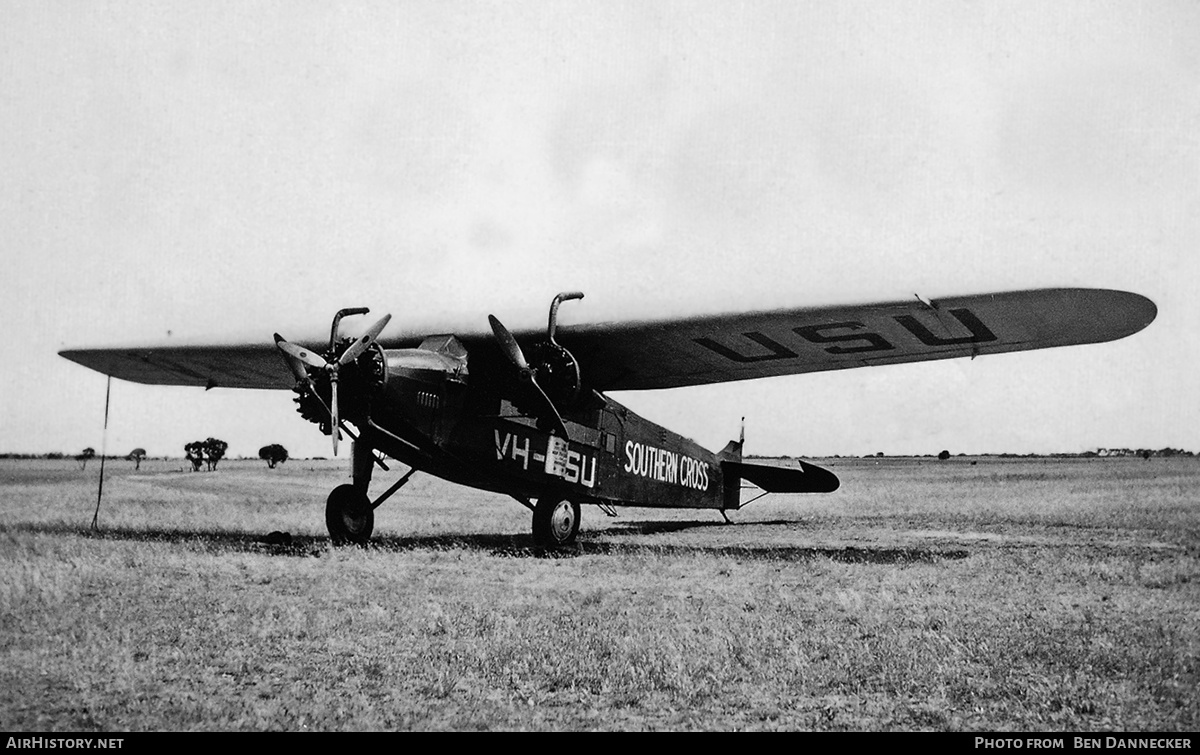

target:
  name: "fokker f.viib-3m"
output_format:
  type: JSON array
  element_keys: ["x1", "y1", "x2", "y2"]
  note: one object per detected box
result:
[{"x1": 60, "y1": 288, "x2": 1156, "y2": 548}]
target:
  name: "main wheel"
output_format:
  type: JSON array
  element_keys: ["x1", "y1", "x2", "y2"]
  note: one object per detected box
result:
[
  {"x1": 532, "y1": 498, "x2": 580, "y2": 548},
  {"x1": 326, "y1": 484, "x2": 374, "y2": 545}
]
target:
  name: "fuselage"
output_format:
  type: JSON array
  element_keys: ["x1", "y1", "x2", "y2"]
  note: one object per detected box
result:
[{"x1": 327, "y1": 338, "x2": 739, "y2": 511}]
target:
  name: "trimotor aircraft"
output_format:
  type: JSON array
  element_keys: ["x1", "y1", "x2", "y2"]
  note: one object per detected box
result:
[{"x1": 60, "y1": 288, "x2": 1156, "y2": 548}]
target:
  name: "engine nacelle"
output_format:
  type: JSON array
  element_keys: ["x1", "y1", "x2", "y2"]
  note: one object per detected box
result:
[{"x1": 527, "y1": 340, "x2": 582, "y2": 407}]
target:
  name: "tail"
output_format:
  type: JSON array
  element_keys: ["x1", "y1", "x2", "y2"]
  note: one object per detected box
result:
[
  {"x1": 718, "y1": 418, "x2": 840, "y2": 509},
  {"x1": 717, "y1": 416, "x2": 745, "y2": 463},
  {"x1": 718, "y1": 418, "x2": 744, "y2": 509}
]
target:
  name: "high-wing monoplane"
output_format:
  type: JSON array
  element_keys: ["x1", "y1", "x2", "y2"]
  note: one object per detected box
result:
[{"x1": 59, "y1": 288, "x2": 1156, "y2": 547}]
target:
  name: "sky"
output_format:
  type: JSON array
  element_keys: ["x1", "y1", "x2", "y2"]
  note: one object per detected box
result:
[{"x1": 2, "y1": 0, "x2": 1197, "y2": 460}]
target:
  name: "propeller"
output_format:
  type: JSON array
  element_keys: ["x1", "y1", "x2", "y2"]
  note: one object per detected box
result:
[
  {"x1": 274, "y1": 313, "x2": 392, "y2": 456},
  {"x1": 488, "y1": 314, "x2": 569, "y2": 437}
]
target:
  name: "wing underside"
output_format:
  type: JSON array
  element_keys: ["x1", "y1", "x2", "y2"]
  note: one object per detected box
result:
[
  {"x1": 58, "y1": 288, "x2": 1155, "y2": 392},
  {"x1": 58, "y1": 344, "x2": 295, "y2": 390},
  {"x1": 557, "y1": 288, "x2": 1157, "y2": 391}
]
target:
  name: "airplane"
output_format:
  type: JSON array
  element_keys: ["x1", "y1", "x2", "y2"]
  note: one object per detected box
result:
[{"x1": 59, "y1": 288, "x2": 1156, "y2": 548}]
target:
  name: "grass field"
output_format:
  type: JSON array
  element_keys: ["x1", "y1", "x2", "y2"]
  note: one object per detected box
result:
[{"x1": 1, "y1": 456, "x2": 1196, "y2": 731}]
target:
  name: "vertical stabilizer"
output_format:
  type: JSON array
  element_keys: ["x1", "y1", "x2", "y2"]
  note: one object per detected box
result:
[
  {"x1": 718, "y1": 417, "x2": 745, "y2": 510},
  {"x1": 718, "y1": 416, "x2": 744, "y2": 463}
]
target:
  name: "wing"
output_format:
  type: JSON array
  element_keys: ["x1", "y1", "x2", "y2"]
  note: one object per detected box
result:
[
  {"x1": 556, "y1": 288, "x2": 1156, "y2": 391},
  {"x1": 59, "y1": 288, "x2": 1155, "y2": 392},
  {"x1": 58, "y1": 342, "x2": 298, "y2": 389}
]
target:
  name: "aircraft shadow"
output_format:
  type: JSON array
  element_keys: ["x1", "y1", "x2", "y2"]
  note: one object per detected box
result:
[
  {"x1": 7, "y1": 521, "x2": 969, "y2": 564},
  {"x1": 587, "y1": 518, "x2": 970, "y2": 564}
]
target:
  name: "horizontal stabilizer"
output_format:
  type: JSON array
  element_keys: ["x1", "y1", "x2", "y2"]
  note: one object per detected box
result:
[{"x1": 724, "y1": 460, "x2": 840, "y2": 494}]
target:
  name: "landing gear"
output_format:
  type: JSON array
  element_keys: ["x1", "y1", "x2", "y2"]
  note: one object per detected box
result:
[
  {"x1": 532, "y1": 497, "x2": 580, "y2": 548},
  {"x1": 325, "y1": 439, "x2": 418, "y2": 545},
  {"x1": 326, "y1": 484, "x2": 373, "y2": 545}
]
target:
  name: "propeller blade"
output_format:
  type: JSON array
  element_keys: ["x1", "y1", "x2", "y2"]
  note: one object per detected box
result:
[
  {"x1": 274, "y1": 337, "x2": 309, "y2": 382},
  {"x1": 274, "y1": 334, "x2": 329, "y2": 370},
  {"x1": 304, "y1": 377, "x2": 332, "y2": 416},
  {"x1": 330, "y1": 376, "x2": 340, "y2": 456},
  {"x1": 300, "y1": 375, "x2": 353, "y2": 448},
  {"x1": 488, "y1": 315, "x2": 531, "y2": 372},
  {"x1": 527, "y1": 375, "x2": 569, "y2": 437},
  {"x1": 339, "y1": 314, "x2": 392, "y2": 366}
]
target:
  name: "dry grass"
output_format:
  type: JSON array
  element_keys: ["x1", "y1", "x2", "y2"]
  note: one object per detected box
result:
[{"x1": 1, "y1": 456, "x2": 1196, "y2": 731}]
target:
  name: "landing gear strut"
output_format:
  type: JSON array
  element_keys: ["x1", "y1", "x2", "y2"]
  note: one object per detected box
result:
[{"x1": 532, "y1": 498, "x2": 580, "y2": 548}]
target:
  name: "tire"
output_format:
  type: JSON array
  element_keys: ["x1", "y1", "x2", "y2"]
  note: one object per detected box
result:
[
  {"x1": 532, "y1": 498, "x2": 580, "y2": 548},
  {"x1": 326, "y1": 484, "x2": 374, "y2": 545}
]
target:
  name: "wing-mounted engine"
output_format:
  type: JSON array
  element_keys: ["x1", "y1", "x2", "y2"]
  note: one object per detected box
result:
[
  {"x1": 488, "y1": 291, "x2": 588, "y2": 437},
  {"x1": 526, "y1": 292, "x2": 585, "y2": 406}
]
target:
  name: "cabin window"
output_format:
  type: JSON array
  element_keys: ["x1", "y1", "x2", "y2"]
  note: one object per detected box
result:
[{"x1": 603, "y1": 432, "x2": 616, "y2": 454}]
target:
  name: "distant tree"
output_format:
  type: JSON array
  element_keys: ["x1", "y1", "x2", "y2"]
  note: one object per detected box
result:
[
  {"x1": 76, "y1": 447, "x2": 96, "y2": 470},
  {"x1": 258, "y1": 444, "x2": 289, "y2": 469},
  {"x1": 938, "y1": 449, "x2": 951, "y2": 461},
  {"x1": 203, "y1": 438, "x2": 228, "y2": 471},
  {"x1": 184, "y1": 441, "x2": 205, "y2": 472},
  {"x1": 127, "y1": 448, "x2": 147, "y2": 470}
]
